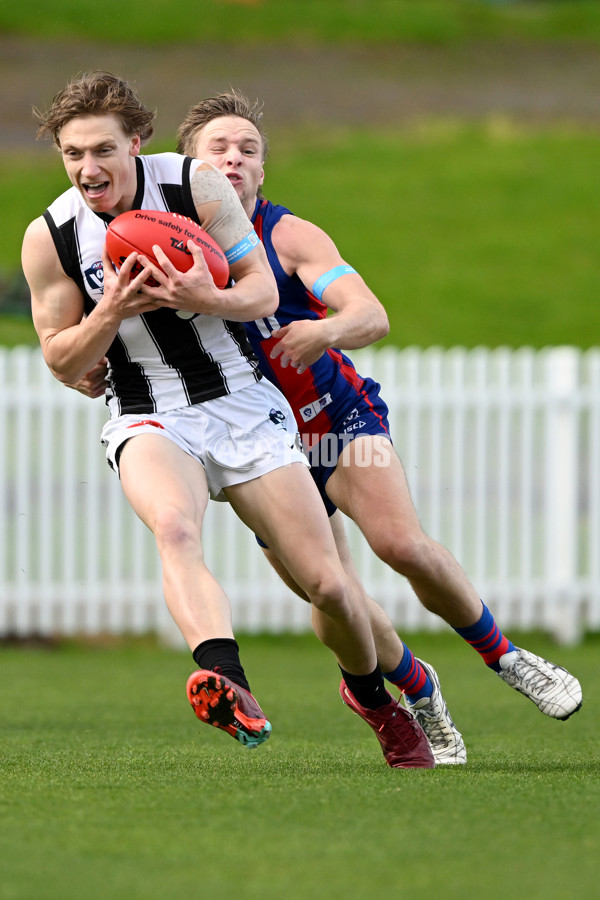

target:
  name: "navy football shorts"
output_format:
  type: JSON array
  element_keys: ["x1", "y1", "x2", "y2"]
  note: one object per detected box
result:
[{"x1": 256, "y1": 377, "x2": 391, "y2": 548}]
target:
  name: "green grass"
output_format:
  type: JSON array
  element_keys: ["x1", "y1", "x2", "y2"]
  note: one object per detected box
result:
[
  {"x1": 266, "y1": 121, "x2": 600, "y2": 348},
  {"x1": 0, "y1": 631, "x2": 597, "y2": 900},
  {"x1": 0, "y1": 313, "x2": 36, "y2": 346},
  {"x1": 3, "y1": 0, "x2": 600, "y2": 44},
  {"x1": 8, "y1": 121, "x2": 600, "y2": 348}
]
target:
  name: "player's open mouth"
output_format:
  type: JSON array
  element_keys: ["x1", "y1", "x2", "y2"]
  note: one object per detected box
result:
[
  {"x1": 83, "y1": 182, "x2": 109, "y2": 197},
  {"x1": 226, "y1": 174, "x2": 242, "y2": 185}
]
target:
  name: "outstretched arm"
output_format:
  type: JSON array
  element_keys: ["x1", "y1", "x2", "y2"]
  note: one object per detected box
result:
[{"x1": 268, "y1": 214, "x2": 389, "y2": 372}]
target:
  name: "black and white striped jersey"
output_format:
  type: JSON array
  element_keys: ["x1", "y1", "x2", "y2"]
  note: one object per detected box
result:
[{"x1": 43, "y1": 152, "x2": 262, "y2": 417}]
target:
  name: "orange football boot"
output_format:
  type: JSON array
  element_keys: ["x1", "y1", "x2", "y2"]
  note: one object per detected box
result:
[{"x1": 186, "y1": 669, "x2": 271, "y2": 749}]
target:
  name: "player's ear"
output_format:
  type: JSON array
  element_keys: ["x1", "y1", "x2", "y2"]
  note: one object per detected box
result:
[
  {"x1": 129, "y1": 135, "x2": 141, "y2": 157},
  {"x1": 258, "y1": 166, "x2": 265, "y2": 188}
]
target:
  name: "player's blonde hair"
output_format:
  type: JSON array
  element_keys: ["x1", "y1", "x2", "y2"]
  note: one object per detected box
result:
[
  {"x1": 176, "y1": 88, "x2": 269, "y2": 162},
  {"x1": 34, "y1": 71, "x2": 155, "y2": 147}
]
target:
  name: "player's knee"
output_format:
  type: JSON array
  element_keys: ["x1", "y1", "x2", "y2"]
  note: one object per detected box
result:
[
  {"x1": 303, "y1": 568, "x2": 351, "y2": 617},
  {"x1": 370, "y1": 529, "x2": 431, "y2": 578},
  {"x1": 153, "y1": 506, "x2": 201, "y2": 556}
]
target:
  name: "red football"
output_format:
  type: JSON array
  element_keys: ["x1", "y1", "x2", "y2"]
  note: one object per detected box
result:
[{"x1": 105, "y1": 209, "x2": 229, "y2": 288}]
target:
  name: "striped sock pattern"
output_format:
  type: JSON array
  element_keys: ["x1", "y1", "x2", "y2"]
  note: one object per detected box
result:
[
  {"x1": 383, "y1": 643, "x2": 433, "y2": 703},
  {"x1": 454, "y1": 602, "x2": 516, "y2": 671}
]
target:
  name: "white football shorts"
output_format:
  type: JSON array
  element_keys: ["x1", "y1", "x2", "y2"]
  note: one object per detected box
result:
[{"x1": 100, "y1": 379, "x2": 308, "y2": 501}]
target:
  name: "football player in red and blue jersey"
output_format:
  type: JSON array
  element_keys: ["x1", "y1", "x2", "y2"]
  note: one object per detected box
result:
[{"x1": 176, "y1": 90, "x2": 583, "y2": 758}]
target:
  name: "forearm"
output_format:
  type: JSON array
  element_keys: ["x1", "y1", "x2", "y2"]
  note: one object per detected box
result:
[
  {"x1": 40, "y1": 304, "x2": 121, "y2": 383},
  {"x1": 319, "y1": 301, "x2": 389, "y2": 351},
  {"x1": 269, "y1": 299, "x2": 389, "y2": 372},
  {"x1": 190, "y1": 166, "x2": 278, "y2": 320},
  {"x1": 204, "y1": 271, "x2": 278, "y2": 322}
]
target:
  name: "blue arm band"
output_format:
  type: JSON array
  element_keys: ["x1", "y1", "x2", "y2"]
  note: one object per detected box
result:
[
  {"x1": 311, "y1": 265, "x2": 357, "y2": 301},
  {"x1": 225, "y1": 230, "x2": 260, "y2": 264}
]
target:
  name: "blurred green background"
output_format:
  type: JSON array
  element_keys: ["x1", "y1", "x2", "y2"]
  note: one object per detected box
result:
[{"x1": 2, "y1": 0, "x2": 600, "y2": 348}]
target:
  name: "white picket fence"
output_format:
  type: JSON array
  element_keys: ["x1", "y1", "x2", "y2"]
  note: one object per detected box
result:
[{"x1": 1, "y1": 345, "x2": 599, "y2": 645}]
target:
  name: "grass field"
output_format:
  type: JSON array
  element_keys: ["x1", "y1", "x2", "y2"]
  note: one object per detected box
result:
[
  {"x1": 0, "y1": 631, "x2": 597, "y2": 899},
  {"x1": 5, "y1": 120, "x2": 600, "y2": 349},
  {"x1": 3, "y1": 0, "x2": 600, "y2": 44},
  {"x1": 2, "y1": 8, "x2": 598, "y2": 898}
]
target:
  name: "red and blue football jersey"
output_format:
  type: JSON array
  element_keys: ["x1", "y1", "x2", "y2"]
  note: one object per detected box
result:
[{"x1": 246, "y1": 199, "x2": 387, "y2": 450}]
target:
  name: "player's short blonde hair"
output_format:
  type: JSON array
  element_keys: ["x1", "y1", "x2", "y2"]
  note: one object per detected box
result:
[
  {"x1": 34, "y1": 71, "x2": 155, "y2": 147},
  {"x1": 176, "y1": 88, "x2": 269, "y2": 162}
]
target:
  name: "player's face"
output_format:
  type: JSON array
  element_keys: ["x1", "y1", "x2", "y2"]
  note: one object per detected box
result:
[
  {"x1": 192, "y1": 116, "x2": 264, "y2": 217},
  {"x1": 58, "y1": 114, "x2": 141, "y2": 217}
]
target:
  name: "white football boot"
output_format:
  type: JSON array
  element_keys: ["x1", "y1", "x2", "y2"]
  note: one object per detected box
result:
[
  {"x1": 402, "y1": 659, "x2": 467, "y2": 765},
  {"x1": 497, "y1": 648, "x2": 582, "y2": 720}
]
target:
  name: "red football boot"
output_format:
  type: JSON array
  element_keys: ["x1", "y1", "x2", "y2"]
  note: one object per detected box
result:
[
  {"x1": 186, "y1": 669, "x2": 271, "y2": 749},
  {"x1": 340, "y1": 680, "x2": 435, "y2": 768}
]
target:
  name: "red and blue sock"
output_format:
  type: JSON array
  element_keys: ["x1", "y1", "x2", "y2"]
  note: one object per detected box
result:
[
  {"x1": 383, "y1": 643, "x2": 433, "y2": 703},
  {"x1": 453, "y1": 602, "x2": 516, "y2": 671}
]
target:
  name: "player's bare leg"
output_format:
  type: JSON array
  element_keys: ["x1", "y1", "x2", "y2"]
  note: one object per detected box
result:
[
  {"x1": 119, "y1": 432, "x2": 272, "y2": 747},
  {"x1": 327, "y1": 435, "x2": 582, "y2": 721},
  {"x1": 226, "y1": 462, "x2": 435, "y2": 768},
  {"x1": 326, "y1": 435, "x2": 483, "y2": 628},
  {"x1": 118, "y1": 433, "x2": 234, "y2": 647},
  {"x1": 261, "y1": 508, "x2": 465, "y2": 764},
  {"x1": 261, "y1": 510, "x2": 403, "y2": 672},
  {"x1": 226, "y1": 463, "x2": 378, "y2": 676}
]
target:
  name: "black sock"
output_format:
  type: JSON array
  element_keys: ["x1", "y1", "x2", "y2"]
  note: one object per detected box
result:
[
  {"x1": 192, "y1": 638, "x2": 251, "y2": 692},
  {"x1": 340, "y1": 664, "x2": 390, "y2": 710}
]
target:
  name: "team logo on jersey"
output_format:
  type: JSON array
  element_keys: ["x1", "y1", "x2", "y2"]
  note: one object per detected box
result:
[
  {"x1": 299, "y1": 393, "x2": 333, "y2": 423},
  {"x1": 343, "y1": 419, "x2": 367, "y2": 433},
  {"x1": 84, "y1": 260, "x2": 104, "y2": 293},
  {"x1": 269, "y1": 408, "x2": 286, "y2": 425},
  {"x1": 341, "y1": 407, "x2": 365, "y2": 433}
]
